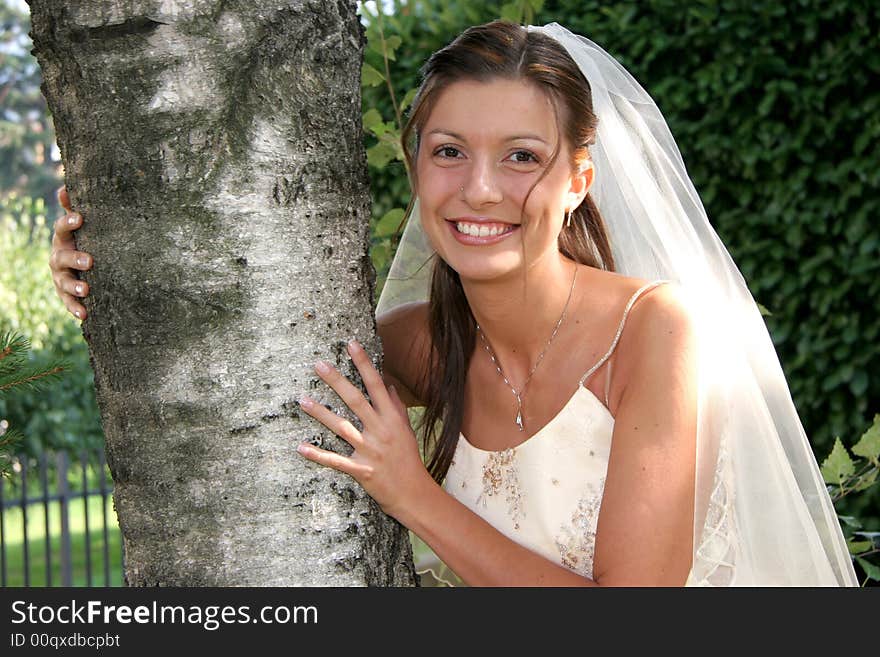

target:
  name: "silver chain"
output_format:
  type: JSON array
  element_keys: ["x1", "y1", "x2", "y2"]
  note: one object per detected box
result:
[{"x1": 475, "y1": 263, "x2": 578, "y2": 432}]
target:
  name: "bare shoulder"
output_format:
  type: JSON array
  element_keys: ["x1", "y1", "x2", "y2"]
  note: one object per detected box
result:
[
  {"x1": 376, "y1": 301, "x2": 432, "y2": 406},
  {"x1": 617, "y1": 280, "x2": 696, "y2": 368}
]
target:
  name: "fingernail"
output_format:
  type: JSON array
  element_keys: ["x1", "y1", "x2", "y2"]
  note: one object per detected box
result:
[
  {"x1": 77, "y1": 256, "x2": 89, "y2": 267},
  {"x1": 297, "y1": 443, "x2": 311, "y2": 455},
  {"x1": 75, "y1": 283, "x2": 83, "y2": 295},
  {"x1": 298, "y1": 395, "x2": 314, "y2": 409},
  {"x1": 347, "y1": 339, "x2": 359, "y2": 352},
  {"x1": 67, "y1": 215, "x2": 78, "y2": 225},
  {"x1": 74, "y1": 310, "x2": 82, "y2": 319},
  {"x1": 315, "y1": 361, "x2": 330, "y2": 374}
]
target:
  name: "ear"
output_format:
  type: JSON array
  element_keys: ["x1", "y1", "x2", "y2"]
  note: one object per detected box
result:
[{"x1": 567, "y1": 160, "x2": 594, "y2": 211}]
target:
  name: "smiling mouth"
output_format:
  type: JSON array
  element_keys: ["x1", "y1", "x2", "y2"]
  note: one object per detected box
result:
[{"x1": 449, "y1": 220, "x2": 517, "y2": 237}]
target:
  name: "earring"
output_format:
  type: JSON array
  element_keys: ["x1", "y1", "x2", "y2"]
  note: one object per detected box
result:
[{"x1": 565, "y1": 209, "x2": 572, "y2": 228}]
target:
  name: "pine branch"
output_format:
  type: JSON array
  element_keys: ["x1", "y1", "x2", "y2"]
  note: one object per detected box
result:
[
  {"x1": 0, "y1": 363, "x2": 68, "y2": 394},
  {"x1": 0, "y1": 331, "x2": 31, "y2": 361},
  {"x1": 0, "y1": 332, "x2": 30, "y2": 372}
]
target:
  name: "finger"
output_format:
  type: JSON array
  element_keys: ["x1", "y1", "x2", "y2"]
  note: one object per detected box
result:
[
  {"x1": 296, "y1": 443, "x2": 366, "y2": 478},
  {"x1": 297, "y1": 396, "x2": 364, "y2": 448},
  {"x1": 50, "y1": 249, "x2": 93, "y2": 273},
  {"x1": 57, "y1": 186, "x2": 71, "y2": 212},
  {"x1": 59, "y1": 292, "x2": 87, "y2": 321},
  {"x1": 60, "y1": 276, "x2": 89, "y2": 298},
  {"x1": 53, "y1": 212, "x2": 82, "y2": 244},
  {"x1": 388, "y1": 385, "x2": 408, "y2": 420},
  {"x1": 346, "y1": 340, "x2": 394, "y2": 416},
  {"x1": 314, "y1": 360, "x2": 380, "y2": 427}
]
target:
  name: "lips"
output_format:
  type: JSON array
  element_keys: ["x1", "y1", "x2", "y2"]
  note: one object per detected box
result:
[{"x1": 446, "y1": 218, "x2": 519, "y2": 245}]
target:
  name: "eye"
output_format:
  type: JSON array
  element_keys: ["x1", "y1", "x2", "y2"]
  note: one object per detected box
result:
[
  {"x1": 433, "y1": 145, "x2": 463, "y2": 159},
  {"x1": 508, "y1": 150, "x2": 539, "y2": 164}
]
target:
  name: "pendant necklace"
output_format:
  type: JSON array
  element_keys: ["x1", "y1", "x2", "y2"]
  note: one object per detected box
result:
[{"x1": 475, "y1": 263, "x2": 578, "y2": 431}]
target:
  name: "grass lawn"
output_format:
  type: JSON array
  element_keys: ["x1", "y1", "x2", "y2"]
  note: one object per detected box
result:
[{"x1": 1, "y1": 495, "x2": 124, "y2": 586}]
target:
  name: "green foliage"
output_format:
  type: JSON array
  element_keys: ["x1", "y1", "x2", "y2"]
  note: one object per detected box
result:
[
  {"x1": 0, "y1": 194, "x2": 103, "y2": 458},
  {"x1": 821, "y1": 415, "x2": 880, "y2": 583},
  {"x1": 0, "y1": 330, "x2": 69, "y2": 476},
  {"x1": 0, "y1": 1, "x2": 63, "y2": 210}
]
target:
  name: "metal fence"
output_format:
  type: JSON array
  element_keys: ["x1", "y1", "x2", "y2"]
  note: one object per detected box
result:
[{"x1": 0, "y1": 448, "x2": 124, "y2": 587}]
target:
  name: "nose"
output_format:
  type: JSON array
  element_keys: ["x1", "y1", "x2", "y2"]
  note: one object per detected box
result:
[{"x1": 461, "y1": 156, "x2": 503, "y2": 208}]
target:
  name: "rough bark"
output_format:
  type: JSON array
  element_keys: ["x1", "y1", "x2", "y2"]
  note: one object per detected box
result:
[{"x1": 27, "y1": 0, "x2": 417, "y2": 586}]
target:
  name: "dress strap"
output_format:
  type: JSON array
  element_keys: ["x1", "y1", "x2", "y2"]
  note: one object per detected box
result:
[{"x1": 579, "y1": 280, "x2": 671, "y2": 388}]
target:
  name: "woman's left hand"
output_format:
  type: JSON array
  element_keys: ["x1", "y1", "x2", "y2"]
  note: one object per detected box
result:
[{"x1": 296, "y1": 339, "x2": 431, "y2": 521}]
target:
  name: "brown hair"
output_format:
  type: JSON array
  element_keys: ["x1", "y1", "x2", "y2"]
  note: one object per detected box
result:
[{"x1": 401, "y1": 20, "x2": 616, "y2": 483}]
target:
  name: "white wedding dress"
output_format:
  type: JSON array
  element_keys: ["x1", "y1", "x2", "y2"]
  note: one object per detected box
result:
[{"x1": 440, "y1": 280, "x2": 731, "y2": 584}]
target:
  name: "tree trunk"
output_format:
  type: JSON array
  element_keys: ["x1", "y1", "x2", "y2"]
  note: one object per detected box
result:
[{"x1": 27, "y1": 0, "x2": 417, "y2": 586}]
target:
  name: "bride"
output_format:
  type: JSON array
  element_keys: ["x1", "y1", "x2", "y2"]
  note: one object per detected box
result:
[{"x1": 49, "y1": 21, "x2": 856, "y2": 586}]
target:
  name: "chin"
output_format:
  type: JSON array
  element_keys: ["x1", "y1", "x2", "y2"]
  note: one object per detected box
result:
[{"x1": 442, "y1": 253, "x2": 525, "y2": 284}]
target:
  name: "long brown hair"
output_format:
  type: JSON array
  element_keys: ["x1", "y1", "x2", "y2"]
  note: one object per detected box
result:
[{"x1": 401, "y1": 20, "x2": 616, "y2": 484}]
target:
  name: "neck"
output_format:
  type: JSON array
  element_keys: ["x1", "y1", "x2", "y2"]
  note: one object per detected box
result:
[{"x1": 462, "y1": 251, "x2": 580, "y2": 383}]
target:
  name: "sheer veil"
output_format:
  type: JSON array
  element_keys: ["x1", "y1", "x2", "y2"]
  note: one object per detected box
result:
[{"x1": 376, "y1": 23, "x2": 857, "y2": 585}]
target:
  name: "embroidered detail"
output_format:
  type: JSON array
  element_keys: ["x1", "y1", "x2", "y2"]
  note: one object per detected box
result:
[
  {"x1": 555, "y1": 477, "x2": 605, "y2": 579},
  {"x1": 476, "y1": 448, "x2": 524, "y2": 530},
  {"x1": 690, "y1": 440, "x2": 737, "y2": 586},
  {"x1": 551, "y1": 478, "x2": 559, "y2": 486}
]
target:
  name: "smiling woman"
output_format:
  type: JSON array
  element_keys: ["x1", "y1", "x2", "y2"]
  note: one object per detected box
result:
[
  {"x1": 48, "y1": 19, "x2": 857, "y2": 587},
  {"x1": 415, "y1": 78, "x2": 590, "y2": 284}
]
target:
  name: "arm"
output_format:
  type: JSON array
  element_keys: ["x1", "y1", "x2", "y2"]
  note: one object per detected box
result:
[
  {"x1": 299, "y1": 287, "x2": 698, "y2": 587},
  {"x1": 297, "y1": 340, "x2": 598, "y2": 587},
  {"x1": 376, "y1": 301, "x2": 431, "y2": 408},
  {"x1": 591, "y1": 283, "x2": 698, "y2": 586},
  {"x1": 49, "y1": 186, "x2": 93, "y2": 320}
]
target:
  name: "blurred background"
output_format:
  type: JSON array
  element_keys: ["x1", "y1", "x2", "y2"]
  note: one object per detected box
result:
[{"x1": 1, "y1": 0, "x2": 877, "y2": 586}]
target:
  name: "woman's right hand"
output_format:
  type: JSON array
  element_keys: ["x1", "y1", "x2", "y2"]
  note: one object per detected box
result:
[{"x1": 50, "y1": 186, "x2": 93, "y2": 321}]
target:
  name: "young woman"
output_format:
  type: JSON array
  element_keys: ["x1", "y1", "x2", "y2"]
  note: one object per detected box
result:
[{"x1": 49, "y1": 21, "x2": 856, "y2": 586}]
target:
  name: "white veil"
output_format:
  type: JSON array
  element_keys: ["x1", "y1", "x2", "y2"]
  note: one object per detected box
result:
[{"x1": 376, "y1": 23, "x2": 857, "y2": 586}]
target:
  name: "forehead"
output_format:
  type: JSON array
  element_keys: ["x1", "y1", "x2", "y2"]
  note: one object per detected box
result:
[{"x1": 422, "y1": 78, "x2": 557, "y2": 142}]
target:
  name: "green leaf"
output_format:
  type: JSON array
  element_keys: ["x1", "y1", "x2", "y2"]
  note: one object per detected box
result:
[
  {"x1": 847, "y1": 539, "x2": 872, "y2": 555},
  {"x1": 384, "y1": 35, "x2": 402, "y2": 61},
  {"x1": 850, "y1": 370, "x2": 869, "y2": 396},
  {"x1": 853, "y1": 468, "x2": 878, "y2": 492},
  {"x1": 852, "y1": 415, "x2": 880, "y2": 462},
  {"x1": 820, "y1": 437, "x2": 855, "y2": 485},
  {"x1": 756, "y1": 302, "x2": 772, "y2": 316},
  {"x1": 362, "y1": 108, "x2": 385, "y2": 134},
  {"x1": 400, "y1": 88, "x2": 418, "y2": 113},
  {"x1": 361, "y1": 63, "x2": 385, "y2": 87},
  {"x1": 856, "y1": 557, "x2": 880, "y2": 582},
  {"x1": 366, "y1": 142, "x2": 398, "y2": 169},
  {"x1": 375, "y1": 208, "x2": 406, "y2": 238},
  {"x1": 838, "y1": 515, "x2": 862, "y2": 529}
]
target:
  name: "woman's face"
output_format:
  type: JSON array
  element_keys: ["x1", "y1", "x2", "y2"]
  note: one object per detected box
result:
[{"x1": 415, "y1": 77, "x2": 591, "y2": 283}]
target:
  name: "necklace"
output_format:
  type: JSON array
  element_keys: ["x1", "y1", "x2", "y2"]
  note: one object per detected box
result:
[{"x1": 475, "y1": 263, "x2": 578, "y2": 432}]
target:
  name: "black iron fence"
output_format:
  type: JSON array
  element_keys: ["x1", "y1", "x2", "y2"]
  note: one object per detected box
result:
[{"x1": 0, "y1": 448, "x2": 124, "y2": 587}]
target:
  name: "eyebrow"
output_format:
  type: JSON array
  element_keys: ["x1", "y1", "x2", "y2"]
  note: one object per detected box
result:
[{"x1": 426, "y1": 129, "x2": 550, "y2": 145}]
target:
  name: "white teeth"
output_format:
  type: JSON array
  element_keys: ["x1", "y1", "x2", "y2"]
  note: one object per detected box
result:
[{"x1": 455, "y1": 222, "x2": 512, "y2": 237}]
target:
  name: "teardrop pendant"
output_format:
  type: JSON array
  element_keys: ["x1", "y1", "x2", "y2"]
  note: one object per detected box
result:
[{"x1": 515, "y1": 408, "x2": 524, "y2": 431}]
